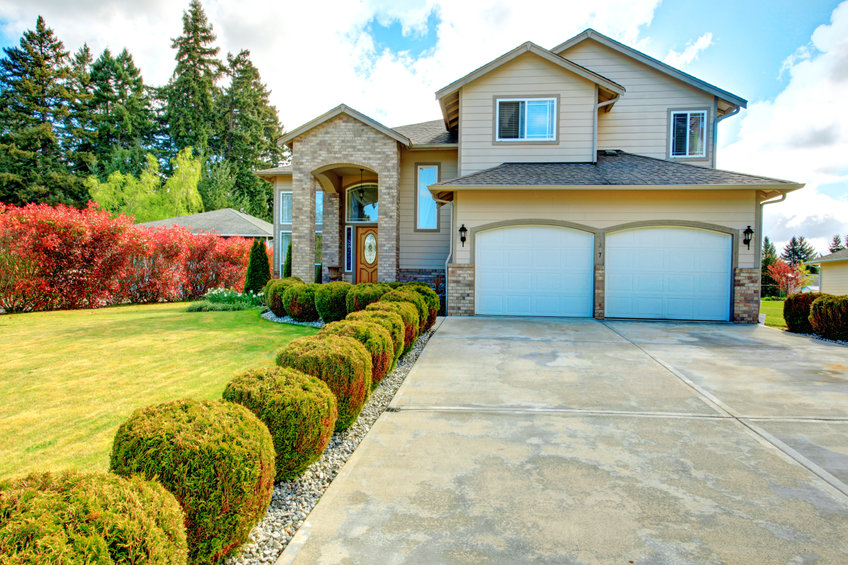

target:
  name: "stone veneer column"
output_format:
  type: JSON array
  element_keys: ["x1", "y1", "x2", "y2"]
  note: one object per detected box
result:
[
  {"x1": 291, "y1": 167, "x2": 316, "y2": 282},
  {"x1": 447, "y1": 264, "x2": 475, "y2": 315},
  {"x1": 593, "y1": 265, "x2": 605, "y2": 319},
  {"x1": 377, "y1": 153, "x2": 400, "y2": 282},
  {"x1": 322, "y1": 191, "x2": 340, "y2": 281},
  {"x1": 732, "y1": 267, "x2": 760, "y2": 323}
]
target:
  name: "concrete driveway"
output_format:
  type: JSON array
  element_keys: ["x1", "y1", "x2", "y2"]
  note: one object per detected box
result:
[{"x1": 279, "y1": 318, "x2": 848, "y2": 564}]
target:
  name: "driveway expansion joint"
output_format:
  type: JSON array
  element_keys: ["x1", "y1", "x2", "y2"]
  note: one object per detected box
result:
[{"x1": 391, "y1": 405, "x2": 733, "y2": 420}]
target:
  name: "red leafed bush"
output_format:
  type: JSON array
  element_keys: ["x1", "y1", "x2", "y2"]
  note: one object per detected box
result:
[
  {"x1": 182, "y1": 233, "x2": 252, "y2": 299},
  {"x1": 120, "y1": 227, "x2": 190, "y2": 304}
]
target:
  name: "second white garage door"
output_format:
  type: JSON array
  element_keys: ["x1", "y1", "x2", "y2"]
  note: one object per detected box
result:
[
  {"x1": 605, "y1": 227, "x2": 732, "y2": 321},
  {"x1": 475, "y1": 225, "x2": 594, "y2": 317}
]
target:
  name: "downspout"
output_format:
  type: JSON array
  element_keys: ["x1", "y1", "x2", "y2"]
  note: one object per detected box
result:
[
  {"x1": 434, "y1": 195, "x2": 453, "y2": 316},
  {"x1": 757, "y1": 190, "x2": 788, "y2": 290}
]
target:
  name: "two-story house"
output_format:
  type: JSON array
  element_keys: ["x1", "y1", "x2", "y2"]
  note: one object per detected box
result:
[{"x1": 257, "y1": 29, "x2": 802, "y2": 323}]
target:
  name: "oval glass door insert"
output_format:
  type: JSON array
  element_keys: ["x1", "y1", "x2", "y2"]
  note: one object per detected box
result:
[{"x1": 364, "y1": 233, "x2": 377, "y2": 264}]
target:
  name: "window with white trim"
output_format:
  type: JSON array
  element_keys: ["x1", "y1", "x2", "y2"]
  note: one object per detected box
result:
[
  {"x1": 670, "y1": 110, "x2": 706, "y2": 157},
  {"x1": 280, "y1": 192, "x2": 292, "y2": 224},
  {"x1": 416, "y1": 165, "x2": 438, "y2": 230},
  {"x1": 496, "y1": 98, "x2": 556, "y2": 141},
  {"x1": 279, "y1": 231, "x2": 291, "y2": 274},
  {"x1": 315, "y1": 191, "x2": 323, "y2": 226}
]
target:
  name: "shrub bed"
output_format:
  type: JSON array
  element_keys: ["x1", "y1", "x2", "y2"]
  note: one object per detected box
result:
[
  {"x1": 346, "y1": 310, "x2": 404, "y2": 363},
  {"x1": 315, "y1": 281, "x2": 352, "y2": 323},
  {"x1": 223, "y1": 367, "x2": 337, "y2": 481},
  {"x1": 784, "y1": 292, "x2": 824, "y2": 334},
  {"x1": 404, "y1": 282, "x2": 440, "y2": 330},
  {"x1": 381, "y1": 289, "x2": 428, "y2": 333},
  {"x1": 321, "y1": 320, "x2": 394, "y2": 387},
  {"x1": 345, "y1": 283, "x2": 390, "y2": 313},
  {"x1": 276, "y1": 335, "x2": 371, "y2": 430},
  {"x1": 110, "y1": 399, "x2": 275, "y2": 565},
  {"x1": 0, "y1": 471, "x2": 187, "y2": 563},
  {"x1": 283, "y1": 283, "x2": 321, "y2": 322},
  {"x1": 265, "y1": 277, "x2": 304, "y2": 317},
  {"x1": 367, "y1": 301, "x2": 419, "y2": 355},
  {"x1": 809, "y1": 295, "x2": 848, "y2": 341}
]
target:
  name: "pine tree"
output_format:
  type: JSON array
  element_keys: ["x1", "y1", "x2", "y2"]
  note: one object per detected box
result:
[
  {"x1": 781, "y1": 236, "x2": 816, "y2": 266},
  {"x1": 165, "y1": 0, "x2": 222, "y2": 159},
  {"x1": 244, "y1": 239, "x2": 271, "y2": 294},
  {"x1": 761, "y1": 236, "x2": 779, "y2": 297},
  {"x1": 65, "y1": 44, "x2": 97, "y2": 176},
  {"x1": 0, "y1": 16, "x2": 83, "y2": 205},
  {"x1": 829, "y1": 235, "x2": 845, "y2": 253}
]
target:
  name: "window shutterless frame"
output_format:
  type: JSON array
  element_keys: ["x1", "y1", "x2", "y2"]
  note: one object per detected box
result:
[
  {"x1": 279, "y1": 191, "x2": 293, "y2": 224},
  {"x1": 494, "y1": 96, "x2": 558, "y2": 142},
  {"x1": 414, "y1": 163, "x2": 440, "y2": 231},
  {"x1": 668, "y1": 109, "x2": 708, "y2": 159}
]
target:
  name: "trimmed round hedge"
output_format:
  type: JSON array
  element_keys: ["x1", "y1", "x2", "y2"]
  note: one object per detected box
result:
[
  {"x1": 346, "y1": 283, "x2": 391, "y2": 313},
  {"x1": 283, "y1": 283, "x2": 321, "y2": 322},
  {"x1": 381, "y1": 289, "x2": 428, "y2": 333},
  {"x1": 223, "y1": 367, "x2": 337, "y2": 481},
  {"x1": 265, "y1": 277, "x2": 304, "y2": 317},
  {"x1": 810, "y1": 295, "x2": 848, "y2": 341},
  {"x1": 0, "y1": 472, "x2": 187, "y2": 563},
  {"x1": 110, "y1": 399, "x2": 275, "y2": 565},
  {"x1": 367, "y1": 301, "x2": 419, "y2": 355},
  {"x1": 321, "y1": 320, "x2": 394, "y2": 387},
  {"x1": 315, "y1": 281, "x2": 352, "y2": 323},
  {"x1": 404, "y1": 282, "x2": 440, "y2": 330},
  {"x1": 784, "y1": 292, "x2": 824, "y2": 334},
  {"x1": 346, "y1": 310, "x2": 404, "y2": 363},
  {"x1": 276, "y1": 335, "x2": 372, "y2": 430}
]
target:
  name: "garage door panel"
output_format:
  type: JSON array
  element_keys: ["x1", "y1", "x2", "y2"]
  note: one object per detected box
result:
[{"x1": 606, "y1": 227, "x2": 731, "y2": 321}]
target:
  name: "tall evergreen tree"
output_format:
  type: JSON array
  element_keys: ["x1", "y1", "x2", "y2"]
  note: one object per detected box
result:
[
  {"x1": 165, "y1": 0, "x2": 222, "y2": 159},
  {"x1": 0, "y1": 16, "x2": 83, "y2": 205},
  {"x1": 761, "y1": 236, "x2": 779, "y2": 297},
  {"x1": 65, "y1": 44, "x2": 97, "y2": 176},
  {"x1": 829, "y1": 235, "x2": 845, "y2": 253},
  {"x1": 781, "y1": 236, "x2": 817, "y2": 266}
]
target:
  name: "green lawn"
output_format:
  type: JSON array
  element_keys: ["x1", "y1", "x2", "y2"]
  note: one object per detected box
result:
[
  {"x1": 760, "y1": 299, "x2": 786, "y2": 329},
  {"x1": 0, "y1": 303, "x2": 317, "y2": 478}
]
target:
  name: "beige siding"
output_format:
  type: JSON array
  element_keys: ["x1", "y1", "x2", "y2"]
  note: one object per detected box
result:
[
  {"x1": 398, "y1": 148, "x2": 457, "y2": 270},
  {"x1": 820, "y1": 262, "x2": 848, "y2": 294},
  {"x1": 459, "y1": 52, "x2": 596, "y2": 176},
  {"x1": 453, "y1": 189, "x2": 758, "y2": 267},
  {"x1": 560, "y1": 40, "x2": 715, "y2": 167}
]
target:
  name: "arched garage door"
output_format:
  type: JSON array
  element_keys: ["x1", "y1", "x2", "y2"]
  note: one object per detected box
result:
[
  {"x1": 605, "y1": 227, "x2": 732, "y2": 321},
  {"x1": 475, "y1": 225, "x2": 594, "y2": 317}
]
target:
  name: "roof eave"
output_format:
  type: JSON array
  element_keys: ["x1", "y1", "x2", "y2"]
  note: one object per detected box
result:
[
  {"x1": 409, "y1": 143, "x2": 459, "y2": 150},
  {"x1": 279, "y1": 104, "x2": 411, "y2": 147},
  {"x1": 431, "y1": 183, "x2": 804, "y2": 192}
]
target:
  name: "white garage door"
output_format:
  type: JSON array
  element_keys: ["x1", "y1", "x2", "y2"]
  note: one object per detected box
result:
[
  {"x1": 605, "y1": 227, "x2": 731, "y2": 321},
  {"x1": 475, "y1": 225, "x2": 594, "y2": 317}
]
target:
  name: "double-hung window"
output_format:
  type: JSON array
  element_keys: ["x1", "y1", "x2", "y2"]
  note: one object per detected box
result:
[
  {"x1": 496, "y1": 97, "x2": 556, "y2": 141},
  {"x1": 416, "y1": 165, "x2": 439, "y2": 230},
  {"x1": 670, "y1": 110, "x2": 707, "y2": 158},
  {"x1": 280, "y1": 191, "x2": 293, "y2": 224}
]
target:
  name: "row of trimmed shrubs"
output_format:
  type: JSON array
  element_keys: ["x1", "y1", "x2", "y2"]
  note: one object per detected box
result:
[
  {"x1": 0, "y1": 281, "x2": 439, "y2": 564},
  {"x1": 783, "y1": 292, "x2": 848, "y2": 341}
]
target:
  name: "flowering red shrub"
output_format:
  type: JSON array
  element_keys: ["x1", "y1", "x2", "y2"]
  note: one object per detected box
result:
[
  {"x1": 182, "y1": 233, "x2": 251, "y2": 299},
  {"x1": 121, "y1": 227, "x2": 190, "y2": 304}
]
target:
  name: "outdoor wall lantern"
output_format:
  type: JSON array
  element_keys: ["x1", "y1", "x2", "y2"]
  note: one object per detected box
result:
[
  {"x1": 743, "y1": 225, "x2": 754, "y2": 249},
  {"x1": 459, "y1": 224, "x2": 468, "y2": 247}
]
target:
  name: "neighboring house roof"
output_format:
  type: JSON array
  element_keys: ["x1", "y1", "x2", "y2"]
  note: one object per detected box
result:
[
  {"x1": 392, "y1": 119, "x2": 458, "y2": 147},
  {"x1": 280, "y1": 104, "x2": 411, "y2": 147},
  {"x1": 431, "y1": 151, "x2": 803, "y2": 192},
  {"x1": 811, "y1": 249, "x2": 848, "y2": 264},
  {"x1": 434, "y1": 41, "x2": 625, "y2": 131},
  {"x1": 551, "y1": 29, "x2": 747, "y2": 111},
  {"x1": 255, "y1": 164, "x2": 292, "y2": 180},
  {"x1": 138, "y1": 208, "x2": 273, "y2": 238}
]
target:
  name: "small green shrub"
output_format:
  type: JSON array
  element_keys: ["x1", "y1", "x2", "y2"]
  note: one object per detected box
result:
[
  {"x1": 809, "y1": 295, "x2": 848, "y2": 341},
  {"x1": 381, "y1": 289, "x2": 428, "y2": 333},
  {"x1": 346, "y1": 310, "x2": 404, "y2": 363},
  {"x1": 345, "y1": 283, "x2": 391, "y2": 313},
  {"x1": 244, "y1": 239, "x2": 272, "y2": 295},
  {"x1": 784, "y1": 292, "x2": 824, "y2": 334},
  {"x1": 204, "y1": 287, "x2": 263, "y2": 306},
  {"x1": 265, "y1": 277, "x2": 304, "y2": 317},
  {"x1": 110, "y1": 399, "x2": 275, "y2": 565},
  {"x1": 404, "y1": 282, "x2": 440, "y2": 330},
  {"x1": 0, "y1": 472, "x2": 187, "y2": 564},
  {"x1": 315, "y1": 281, "x2": 352, "y2": 323},
  {"x1": 276, "y1": 335, "x2": 371, "y2": 430},
  {"x1": 321, "y1": 320, "x2": 394, "y2": 387},
  {"x1": 223, "y1": 367, "x2": 337, "y2": 481},
  {"x1": 366, "y1": 301, "x2": 419, "y2": 355},
  {"x1": 283, "y1": 283, "x2": 320, "y2": 322}
]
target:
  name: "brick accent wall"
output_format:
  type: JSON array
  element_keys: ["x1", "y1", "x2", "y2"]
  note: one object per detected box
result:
[
  {"x1": 321, "y1": 191, "x2": 341, "y2": 282},
  {"x1": 593, "y1": 265, "x2": 605, "y2": 319},
  {"x1": 733, "y1": 267, "x2": 760, "y2": 323},
  {"x1": 290, "y1": 113, "x2": 400, "y2": 282},
  {"x1": 398, "y1": 268, "x2": 445, "y2": 286},
  {"x1": 447, "y1": 264, "x2": 474, "y2": 316}
]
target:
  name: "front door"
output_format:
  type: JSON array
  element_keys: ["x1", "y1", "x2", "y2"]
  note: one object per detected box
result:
[{"x1": 356, "y1": 227, "x2": 378, "y2": 283}]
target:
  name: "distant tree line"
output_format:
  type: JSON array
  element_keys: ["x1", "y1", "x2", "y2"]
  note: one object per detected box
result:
[
  {"x1": 0, "y1": 0, "x2": 285, "y2": 222},
  {"x1": 761, "y1": 234, "x2": 845, "y2": 296}
]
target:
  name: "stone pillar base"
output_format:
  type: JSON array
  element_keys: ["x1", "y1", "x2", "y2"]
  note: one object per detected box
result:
[
  {"x1": 447, "y1": 264, "x2": 474, "y2": 316},
  {"x1": 593, "y1": 265, "x2": 605, "y2": 319},
  {"x1": 732, "y1": 267, "x2": 760, "y2": 323}
]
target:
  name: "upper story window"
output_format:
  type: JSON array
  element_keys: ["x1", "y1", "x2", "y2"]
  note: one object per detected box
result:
[
  {"x1": 670, "y1": 110, "x2": 707, "y2": 158},
  {"x1": 496, "y1": 98, "x2": 556, "y2": 141},
  {"x1": 416, "y1": 165, "x2": 439, "y2": 231},
  {"x1": 280, "y1": 192, "x2": 292, "y2": 224},
  {"x1": 346, "y1": 183, "x2": 378, "y2": 222}
]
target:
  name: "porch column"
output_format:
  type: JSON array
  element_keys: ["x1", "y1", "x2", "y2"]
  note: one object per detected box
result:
[
  {"x1": 377, "y1": 149, "x2": 400, "y2": 282},
  {"x1": 291, "y1": 167, "x2": 316, "y2": 282},
  {"x1": 322, "y1": 190, "x2": 341, "y2": 281}
]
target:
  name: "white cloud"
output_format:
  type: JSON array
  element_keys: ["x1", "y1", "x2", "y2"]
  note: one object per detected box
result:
[
  {"x1": 718, "y1": 0, "x2": 848, "y2": 255},
  {"x1": 663, "y1": 32, "x2": 712, "y2": 68}
]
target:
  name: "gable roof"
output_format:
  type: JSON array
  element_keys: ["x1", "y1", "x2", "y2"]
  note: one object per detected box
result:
[
  {"x1": 392, "y1": 119, "x2": 458, "y2": 147},
  {"x1": 255, "y1": 164, "x2": 292, "y2": 179},
  {"x1": 431, "y1": 151, "x2": 802, "y2": 193},
  {"x1": 280, "y1": 104, "x2": 411, "y2": 147},
  {"x1": 435, "y1": 41, "x2": 625, "y2": 131},
  {"x1": 811, "y1": 248, "x2": 848, "y2": 264},
  {"x1": 138, "y1": 208, "x2": 272, "y2": 238},
  {"x1": 552, "y1": 29, "x2": 747, "y2": 110}
]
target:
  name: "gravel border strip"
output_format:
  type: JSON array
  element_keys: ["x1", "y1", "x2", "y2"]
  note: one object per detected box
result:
[
  {"x1": 260, "y1": 309, "x2": 325, "y2": 328},
  {"x1": 224, "y1": 322, "x2": 439, "y2": 564}
]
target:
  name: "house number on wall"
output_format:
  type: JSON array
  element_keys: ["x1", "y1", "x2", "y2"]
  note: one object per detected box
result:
[{"x1": 364, "y1": 234, "x2": 377, "y2": 264}]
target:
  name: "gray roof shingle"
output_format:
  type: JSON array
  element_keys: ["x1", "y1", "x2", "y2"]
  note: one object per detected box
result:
[
  {"x1": 433, "y1": 151, "x2": 801, "y2": 188},
  {"x1": 812, "y1": 248, "x2": 848, "y2": 264},
  {"x1": 138, "y1": 208, "x2": 272, "y2": 237},
  {"x1": 392, "y1": 119, "x2": 457, "y2": 146}
]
